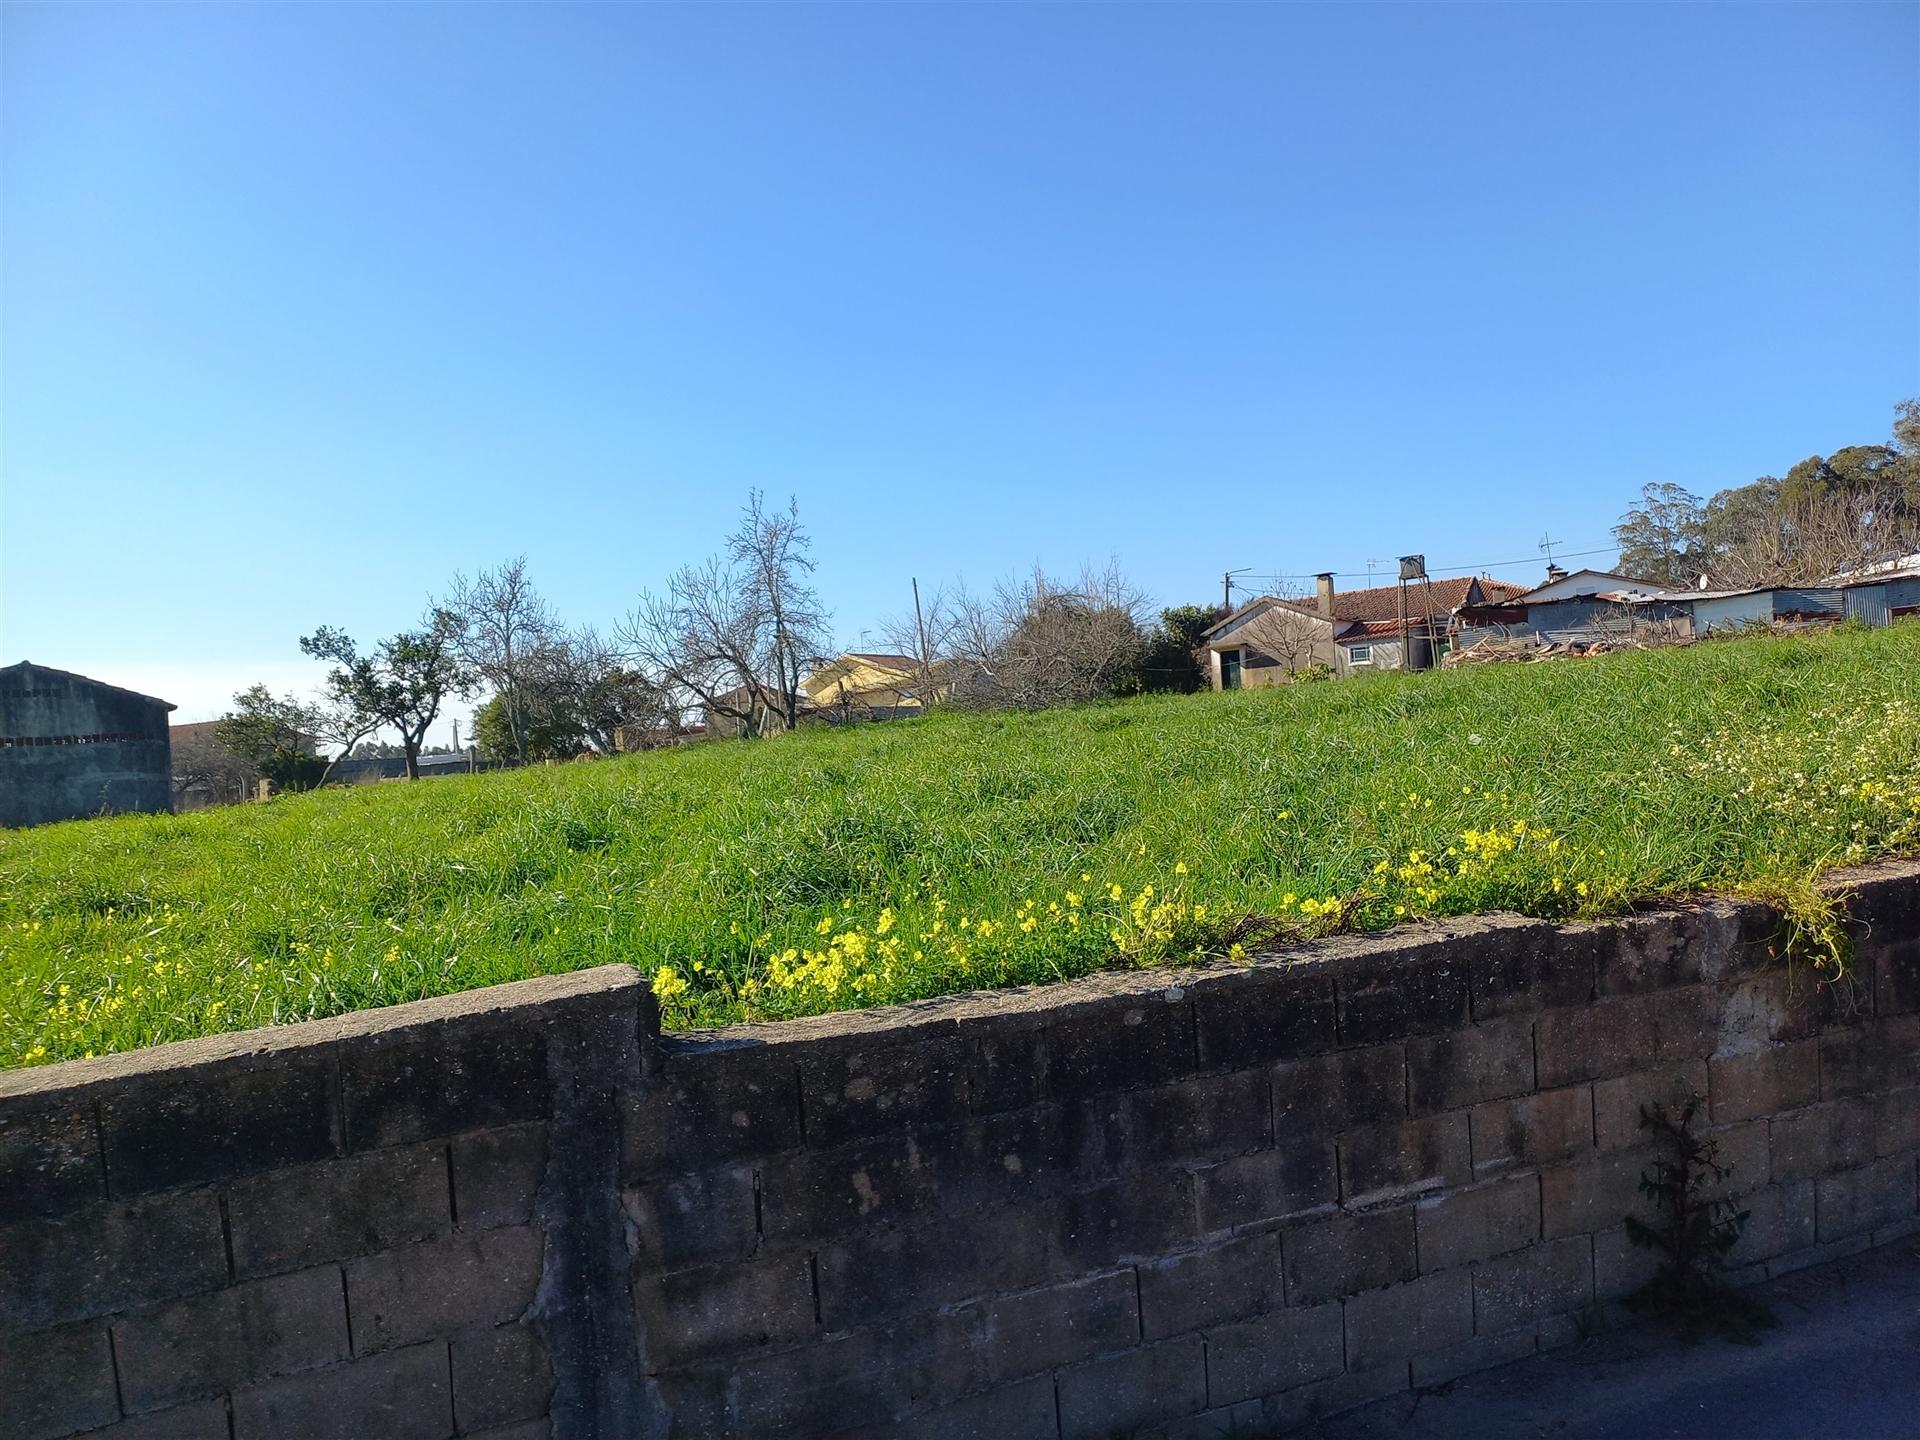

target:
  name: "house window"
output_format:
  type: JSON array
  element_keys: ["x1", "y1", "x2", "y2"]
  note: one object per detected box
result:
[
  {"x1": 1220, "y1": 649, "x2": 1243, "y2": 689},
  {"x1": 1349, "y1": 643, "x2": 1373, "y2": 666}
]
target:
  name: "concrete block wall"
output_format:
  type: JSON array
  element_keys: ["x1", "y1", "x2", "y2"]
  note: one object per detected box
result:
[
  {"x1": 626, "y1": 862, "x2": 1920, "y2": 1438},
  {"x1": 4, "y1": 859, "x2": 1917, "y2": 1439},
  {"x1": 0, "y1": 969, "x2": 646, "y2": 1440}
]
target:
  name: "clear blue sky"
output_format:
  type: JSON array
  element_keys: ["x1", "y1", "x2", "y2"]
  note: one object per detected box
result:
[{"x1": 3, "y1": 2, "x2": 1915, "y2": 722}]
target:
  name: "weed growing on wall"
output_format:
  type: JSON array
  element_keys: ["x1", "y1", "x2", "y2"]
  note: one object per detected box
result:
[
  {"x1": 1624, "y1": 1098, "x2": 1774, "y2": 1343},
  {"x1": 3, "y1": 624, "x2": 1920, "y2": 1063}
]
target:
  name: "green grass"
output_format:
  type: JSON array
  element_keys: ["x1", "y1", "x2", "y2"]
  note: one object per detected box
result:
[{"x1": 5, "y1": 624, "x2": 1920, "y2": 1068}]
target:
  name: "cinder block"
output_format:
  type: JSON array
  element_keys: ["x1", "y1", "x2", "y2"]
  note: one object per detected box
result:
[
  {"x1": 1056, "y1": 1336, "x2": 1209, "y2": 1440},
  {"x1": 1257, "y1": 1360, "x2": 1409, "y2": 1433},
  {"x1": 835, "y1": 1375, "x2": 1059, "y2": 1440},
  {"x1": 1272, "y1": 1042, "x2": 1406, "y2": 1141},
  {"x1": 1771, "y1": 1099, "x2": 1876, "y2": 1183},
  {"x1": 1872, "y1": 942, "x2": 1920, "y2": 1017},
  {"x1": 451, "y1": 1322, "x2": 551, "y2": 1433},
  {"x1": 624, "y1": 1040, "x2": 800, "y2": 1176},
  {"x1": 1875, "y1": 1087, "x2": 1920, "y2": 1158},
  {"x1": 345, "y1": 1226, "x2": 543, "y2": 1353},
  {"x1": 1054, "y1": 1169, "x2": 1197, "y2": 1273},
  {"x1": 1535, "y1": 986, "x2": 1713, "y2": 1088},
  {"x1": 759, "y1": 1129, "x2": 949, "y2": 1244},
  {"x1": 0, "y1": 1318, "x2": 118, "y2": 1440},
  {"x1": 1337, "y1": 950, "x2": 1470, "y2": 1045},
  {"x1": 1471, "y1": 1234, "x2": 1591, "y2": 1332},
  {"x1": 798, "y1": 1034, "x2": 969, "y2": 1147},
  {"x1": 1409, "y1": 1324, "x2": 1537, "y2": 1387},
  {"x1": 1137, "y1": 1231, "x2": 1280, "y2": 1339},
  {"x1": 1539, "y1": 1146, "x2": 1655, "y2": 1240},
  {"x1": 1103, "y1": 1068, "x2": 1271, "y2": 1172},
  {"x1": 0, "y1": 1190, "x2": 226, "y2": 1329},
  {"x1": 1816, "y1": 1154, "x2": 1917, "y2": 1241},
  {"x1": 1282, "y1": 1206, "x2": 1416, "y2": 1305},
  {"x1": 1339, "y1": 1112, "x2": 1470, "y2": 1205},
  {"x1": 1717, "y1": 970, "x2": 1816, "y2": 1051},
  {"x1": 1341, "y1": 1267, "x2": 1472, "y2": 1368},
  {"x1": 1709, "y1": 1043, "x2": 1819, "y2": 1126},
  {"x1": 342, "y1": 1024, "x2": 546, "y2": 1152},
  {"x1": 1821, "y1": 1015, "x2": 1920, "y2": 1100},
  {"x1": 1205, "y1": 1302, "x2": 1344, "y2": 1405},
  {"x1": 1417, "y1": 1175, "x2": 1539, "y2": 1270},
  {"x1": 622, "y1": 1165, "x2": 757, "y2": 1270},
  {"x1": 959, "y1": 1268, "x2": 1139, "y2": 1379},
  {"x1": 1193, "y1": 1140, "x2": 1335, "y2": 1232},
  {"x1": 1593, "y1": 911, "x2": 1712, "y2": 996},
  {"x1": 231, "y1": 1340, "x2": 452, "y2": 1440},
  {"x1": 1592, "y1": 1064, "x2": 1708, "y2": 1151},
  {"x1": 720, "y1": 1325, "x2": 914, "y2": 1435},
  {"x1": 228, "y1": 1143, "x2": 449, "y2": 1279},
  {"x1": 1144, "y1": 1400, "x2": 1265, "y2": 1440},
  {"x1": 114, "y1": 1264, "x2": 349, "y2": 1412},
  {"x1": 1767, "y1": 1233, "x2": 1872, "y2": 1278},
  {"x1": 1194, "y1": 970, "x2": 1336, "y2": 1071},
  {"x1": 1407, "y1": 1015, "x2": 1534, "y2": 1115},
  {"x1": 1045, "y1": 998, "x2": 1196, "y2": 1098},
  {"x1": 75, "y1": 1397, "x2": 232, "y2": 1438},
  {"x1": 0, "y1": 1105, "x2": 103, "y2": 1224},
  {"x1": 1471, "y1": 1087, "x2": 1592, "y2": 1174},
  {"x1": 1727, "y1": 1180, "x2": 1816, "y2": 1267},
  {"x1": 968, "y1": 1025, "x2": 1047, "y2": 1113},
  {"x1": 101, "y1": 1058, "x2": 337, "y2": 1195},
  {"x1": 632, "y1": 1252, "x2": 815, "y2": 1366},
  {"x1": 1590, "y1": 1224, "x2": 1660, "y2": 1302},
  {"x1": 452, "y1": 1122, "x2": 548, "y2": 1230},
  {"x1": 816, "y1": 1202, "x2": 1051, "y2": 1328},
  {"x1": 1702, "y1": 1120, "x2": 1770, "y2": 1200},
  {"x1": 1470, "y1": 922, "x2": 1594, "y2": 1020}
]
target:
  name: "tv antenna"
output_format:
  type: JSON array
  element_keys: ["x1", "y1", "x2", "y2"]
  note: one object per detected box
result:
[
  {"x1": 1365, "y1": 558, "x2": 1382, "y2": 584},
  {"x1": 1538, "y1": 533, "x2": 1562, "y2": 565}
]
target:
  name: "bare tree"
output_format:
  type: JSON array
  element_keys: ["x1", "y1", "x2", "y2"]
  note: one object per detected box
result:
[
  {"x1": 730, "y1": 491, "x2": 830, "y2": 733},
  {"x1": 619, "y1": 493, "x2": 831, "y2": 738},
  {"x1": 445, "y1": 557, "x2": 557, "y2": 766},
  {"x1": 900, "y1": 562, "x2": 1151, "y2": 709},
  {"x1": 1712, "y1": 484, "x2": 1920, "y2": 590}
]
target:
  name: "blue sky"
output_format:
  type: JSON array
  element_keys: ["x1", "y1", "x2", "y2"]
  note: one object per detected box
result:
[{"x1": 3, "y1": 2, "x2": 1915, "y2": 723}]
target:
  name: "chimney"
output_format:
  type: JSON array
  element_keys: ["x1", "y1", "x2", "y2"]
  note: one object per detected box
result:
[
  {"x1": 1545, "y1": 562, "x2": 1568, "y2": 585},
  {"x1": 1315, "y1": 572, "x2": 1335, "y2": 618}
]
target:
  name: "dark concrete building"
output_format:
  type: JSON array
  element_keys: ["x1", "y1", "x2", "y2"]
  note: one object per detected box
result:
[{"x1": 0, "y1": 662, "x2": 176, "y2": 827}]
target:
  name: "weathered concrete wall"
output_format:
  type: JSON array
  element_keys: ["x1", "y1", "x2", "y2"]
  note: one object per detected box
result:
[
  {"x1": 4, "y1": 862, "x2": 1918, "y2": 1439},
  {"x1": 0, "y1": 968, "x2": 647, "y2": 1440},
  {"x1": 0, "y1": 663, "x2": 174, "y2": 827}
]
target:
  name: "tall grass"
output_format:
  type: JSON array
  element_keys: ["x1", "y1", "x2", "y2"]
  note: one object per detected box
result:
[{"x1": 4, "y1": 625, "x2": 1919, "y2": 1067}]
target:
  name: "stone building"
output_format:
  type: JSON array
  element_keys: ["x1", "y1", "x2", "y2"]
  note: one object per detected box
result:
[{"x1": 0, "y1": 662, "x2": 176, "y2": 827}]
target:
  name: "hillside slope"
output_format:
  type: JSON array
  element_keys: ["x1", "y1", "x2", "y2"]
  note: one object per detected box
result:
[{"x1": 5, "y1": 625, "x2": 1919, "y2": 1066}]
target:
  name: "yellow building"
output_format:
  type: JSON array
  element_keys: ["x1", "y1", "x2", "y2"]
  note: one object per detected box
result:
[{"x1": 802, "y1": 653, "x2": 936, "y2": 721}]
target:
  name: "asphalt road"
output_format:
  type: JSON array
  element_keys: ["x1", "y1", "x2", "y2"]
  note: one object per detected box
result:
[{"x1": 1300, "y1": 1238, "x2": 1920, "y2": 1440}]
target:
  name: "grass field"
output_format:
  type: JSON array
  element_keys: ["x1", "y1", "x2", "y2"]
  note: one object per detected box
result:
[{"x1": 5, "y1": 625, "x2": 1920, "y2": 1068}]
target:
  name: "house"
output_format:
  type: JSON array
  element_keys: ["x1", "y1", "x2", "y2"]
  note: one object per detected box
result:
[
  {"x1": 0, "y1": 662, "x2": 176, "y2": 827},
  {"x1": 803, "y1": 653, "x2": 941, "y2": 721},
  {"x1": 324, "y1": 750, "x2": 486, "y2": 784},
  {"x1": 704, "y1": 655, "x2": 946, "y2": 737},
  {"x1": 1204, "y1": 573, "x2": 1528, "y2": 688},
  {"x1": 1454, "y1": 565, "x2": 1692, "y2": 649}
]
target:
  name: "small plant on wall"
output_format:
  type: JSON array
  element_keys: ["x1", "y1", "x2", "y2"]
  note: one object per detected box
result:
[{"x1": 1624, "y1": 1097, "x2": 1775, "y2": 1342}]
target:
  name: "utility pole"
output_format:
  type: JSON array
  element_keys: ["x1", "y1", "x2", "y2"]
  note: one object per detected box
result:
[
  {"x1": 911, "y1": 577, "x2": 931, "y2": 693},
  {"x1": 1221, "y1": 567, "x2": 1252, "y2": 609}
]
